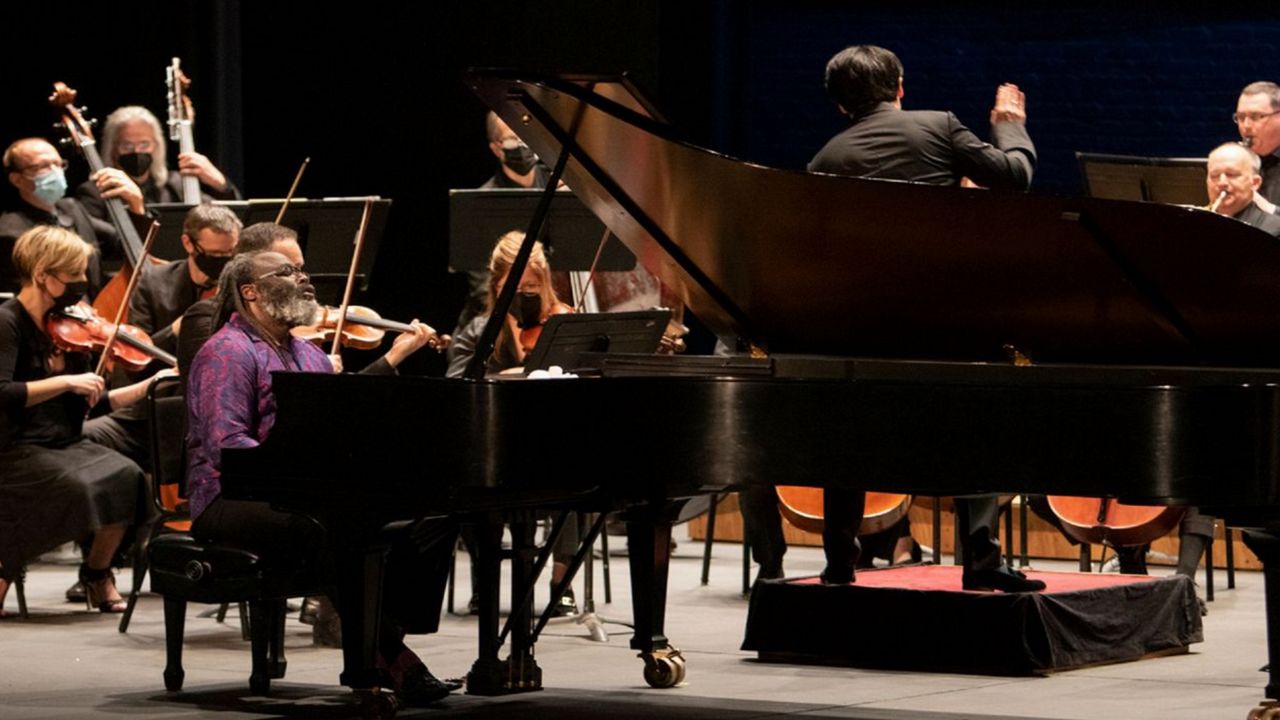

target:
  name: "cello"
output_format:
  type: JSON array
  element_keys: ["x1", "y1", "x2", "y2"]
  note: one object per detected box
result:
[
  {"x1": 49, "y1": 82, "x2": 153, "y2": 321},
  {"x1": 774, "y1": 487, "x2": 913, "y2": 537},
  {"x1": 1045, "y1": 496, "x2": 1185, "y2": 548}
]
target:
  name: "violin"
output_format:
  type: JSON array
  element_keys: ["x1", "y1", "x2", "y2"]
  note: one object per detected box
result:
[
  {"x1": 517, "y1": 302, "x2": 575, "y2": 354},
  {"x1": 291, "y1": 305, "x2": 450, "y2": 352},
  {"x1": 46, "y1": 303, "x2": 176, "y2": 371}
]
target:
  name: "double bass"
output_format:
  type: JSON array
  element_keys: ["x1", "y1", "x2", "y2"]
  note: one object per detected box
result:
[
  {"x1": 49, "y1": 83, "x2": 152, "y2": 321},
  {"x1": 166, "y1": 58, "x2": 202, "y2": 205}
]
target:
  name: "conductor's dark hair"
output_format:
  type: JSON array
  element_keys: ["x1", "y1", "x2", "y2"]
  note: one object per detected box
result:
[{"x1": 824, "y1": 45, "x2": 903, "y2": 119}]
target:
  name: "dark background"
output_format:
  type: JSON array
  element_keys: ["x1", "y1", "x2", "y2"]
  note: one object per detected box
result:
[{"x1": 4, "y1": 2, "x2": 1277, "y2": 375}]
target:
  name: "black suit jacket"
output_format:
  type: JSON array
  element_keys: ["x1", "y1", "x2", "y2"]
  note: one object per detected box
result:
[
  {"x1": 808, "y1": 103, "x2": 1036, "y2": 190},
  {"x1": 131, "y1": 258, "x2": 200, "y2": 354},
  {"x1": 0, "y1": 198, "x2": 129, "y2": 296}
]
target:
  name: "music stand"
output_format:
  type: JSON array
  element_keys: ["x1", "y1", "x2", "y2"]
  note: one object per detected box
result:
[
  {"x1": 522, "y1": 309, "x2": 670, "y2": 373},
  {"x1": 449, "y1": 189, "x2": 636, "y2": 272},
  {"x1": 1077, "y1": 152, "x2": 1207, "y2": 205},
  {"x1": 147, "y1": 199, "x2": 390, "y2": 305}
]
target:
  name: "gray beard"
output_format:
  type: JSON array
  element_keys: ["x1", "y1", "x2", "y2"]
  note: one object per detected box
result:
[{"x1": 260, "y1": 288, "x2": 318, "y2": 328}]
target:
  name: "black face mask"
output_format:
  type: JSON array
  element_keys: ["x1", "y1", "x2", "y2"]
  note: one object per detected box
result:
[
  {"x1": 117, "y1": 152, "x2": 152, "y2": 178},
  {"x1": 508, "y1": 292, "x2": 543, "y2": 328},
  {"x1": 48, "y1": 279, "x2": 88, "y2": 309},
  {"x1": 193, "y1": 251, "x2": 231, "y2": 287},
  {"x1": 501, "y1": 143, "x2": 537, "y2": 176}
]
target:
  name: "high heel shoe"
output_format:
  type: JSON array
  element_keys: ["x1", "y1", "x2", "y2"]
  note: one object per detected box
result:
[{"x1": 79, "y1": 565, "x2": 126, "y2": 613}]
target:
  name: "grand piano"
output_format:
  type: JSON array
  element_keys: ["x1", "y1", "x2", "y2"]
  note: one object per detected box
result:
[{"x1": 221, "y1": 71, "x2": 1280, "y2": 717}]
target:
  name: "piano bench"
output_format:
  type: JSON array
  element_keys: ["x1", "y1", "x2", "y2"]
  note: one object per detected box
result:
[{"x1": 148, "y1": 534, "x2": 324, "y2": 694}]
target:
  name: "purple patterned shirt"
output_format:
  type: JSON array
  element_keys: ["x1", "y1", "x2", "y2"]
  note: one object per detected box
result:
[{"x1": 185, "y1": 312, "x2": 332, "y2": 519}]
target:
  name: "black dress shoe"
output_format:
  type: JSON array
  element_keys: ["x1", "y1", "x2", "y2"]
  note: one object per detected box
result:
[
  {"x1": 963, "y1": 566, "x2": 1046, "y2": 593},
  {"x1": 399, "y1": 666, "x2": 461, "y2": 706},
  {"x1": 65, "y1": 580, "x2": 86, "y2": 603},
  {"x1": 819, "y1": 567, "x2": 854, "y2": 585}
]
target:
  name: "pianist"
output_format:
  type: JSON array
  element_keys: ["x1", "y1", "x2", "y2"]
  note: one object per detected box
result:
[
  {"x1": 808, "y1": 44, "x2": 1043, "y2": 593},
  {"x1": 185, "y1": 251, "x2": 459, "y2": 704}
]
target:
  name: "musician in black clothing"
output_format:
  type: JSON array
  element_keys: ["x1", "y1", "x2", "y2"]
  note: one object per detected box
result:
[
  {"x1": 0, "y1": 226, "x2": 171, "y2": 616},
  {"x1": 1205, "y1": 142, "x2": 1280, "y2": 236},
  {"x1": 74, "y1": 105, "x2": 240, "y2": 217},
  {"x1": 809, "y1": 45, "x2": 1042, "y2": 593},
  {"x1": 81, "y1": 204, "x2": 241, "y2": 469},
  {"x1": 0, "y1": 138, "x2": 148, "y2": 296},
  {"x1": 1235, "y1": 81, "x2": 1280, "y2": 213},
  {"x1": 454, "y1": 112, "x2": 552, "y2": 334}
]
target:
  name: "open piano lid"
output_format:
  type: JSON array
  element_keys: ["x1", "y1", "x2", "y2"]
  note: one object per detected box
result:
[{"x1": 469, "y1": 70, "x2": 1280, "y2": 367}]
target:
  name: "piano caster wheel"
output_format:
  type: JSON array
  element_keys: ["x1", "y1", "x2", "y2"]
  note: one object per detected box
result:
[
  {"x1": 640, "y1": 648, "x2": 686, "y2": 688},
  {"x1": 357, "y1": 688, "x2": 400, "y2": 719}
]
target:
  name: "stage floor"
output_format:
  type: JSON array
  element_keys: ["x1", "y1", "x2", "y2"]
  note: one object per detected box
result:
[{"x1": 0, "y1": 531, "x2": 1269, "y2": 719}]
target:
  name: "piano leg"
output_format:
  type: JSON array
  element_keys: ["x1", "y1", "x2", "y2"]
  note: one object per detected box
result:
[
  {"x1": 1244, "y1": 531, "x2": 1280, "y2": 720},
  {"x1": 335, "y1": 544, "x2": 387, "y2": 692},
  {"x1": 626, "y1": 501, "x2": 686, "y2": 689},
  {"x1": 466, "y1": 514, "x2": 541, "y2": 695}
]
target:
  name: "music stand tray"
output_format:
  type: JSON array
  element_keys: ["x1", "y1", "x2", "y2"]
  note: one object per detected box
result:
[{"x1": 523, "y1": 309, "x2": 670, "y2": 373}]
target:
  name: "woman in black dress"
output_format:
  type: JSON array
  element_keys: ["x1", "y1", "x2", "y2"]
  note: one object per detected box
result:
[{"x1": 0, "y1": 226, "x2": 167, "y2": 614}]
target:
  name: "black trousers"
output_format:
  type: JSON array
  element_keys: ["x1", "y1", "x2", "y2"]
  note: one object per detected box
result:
[
  {"x1": 193, "y1": 497, "x2": 457, "y2": 640},
  {"x1": 823, "y1": 490, "x2": 1002, "y2": 574}
]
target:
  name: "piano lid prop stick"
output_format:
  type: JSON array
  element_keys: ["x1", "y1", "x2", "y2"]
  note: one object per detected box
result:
[
  {"x1": 274, "y1": 157, "x2": 311, "y2": 224},
  {"x1": 1208, "y1": 190, "x2": 1228, "y2": 214},
  {"x1": 329, "y1": 197, "x2": 374, "y2": 358},
  {"x1": 95, "y1": 220, "x2": 161, "y2": 377}
]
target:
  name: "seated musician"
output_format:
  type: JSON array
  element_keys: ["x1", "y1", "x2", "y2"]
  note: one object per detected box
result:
[
  {"x1": 809, "y1": 44, "x2": 1042, "y2": 592},
  {"x1": 185, "y1": 251, "x2": 458, "y2": 703},
  {"x1": 75, "y1": 106, "x2": 240, "y2": 217},
  {"x1": 83, "y1": 204, "x2": 241, "y2": 470},
  {"x1": 1205, "y1": 142, "x2": 1280, "y2": 236},
  {"x1": 446, "y1": 230, "x2": 581, "y2": 616},
  {"x1": 0, "y1": 137, "x2": 149, "y2": 296},
  {"x1": 175, "y1": 221, "x2": 436, "y2": 377},
  {"x1": 0, "y1": 226, "x2": 172, "y2": 615},
  {"x1": 1234, "y1": 81, "x2": 1280, "y2": 214}
]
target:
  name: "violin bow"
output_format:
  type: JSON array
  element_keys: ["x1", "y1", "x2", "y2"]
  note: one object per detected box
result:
[
  {"x1": 94, "y1": 221, "x2": 161, "y2": 377},
  {"x1": 330, "y1": 197, "x2": 375, "y2": 358},
  {"x1": 274, "y1": 157, "x2": 311, "y2": 224},
  {"x1": 573, "y1": 226, "x2": 613, "y2": 314}
]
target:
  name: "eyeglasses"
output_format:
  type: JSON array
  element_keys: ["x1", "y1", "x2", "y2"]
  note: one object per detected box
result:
[
  {"x1": 1232, "y1": 110, "x2": 1279, "y2": 125},
  {"x1": 16, "y1": 158, "x2": 67, "y2": 179},
  {"x1": 257, "y1": 264, "x2": 306, "y2": 280}
]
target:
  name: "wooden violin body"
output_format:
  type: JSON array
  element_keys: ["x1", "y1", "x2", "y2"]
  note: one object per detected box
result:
[
  {"x1": 1046, "y1": 495, "x2": 1185, "y2": 547},
  {"x1": 292, "y1": 305, "x2": 450, "y2": 352},
  {"x1": 517, "y1": 302, "x2": 575, "y2": 354},
  {"x1": 775, "y1": 487, "x2": 913, "y2": 536},
  {"x1": 46, "y1": 303, "x2": 175, "y2": 370}
]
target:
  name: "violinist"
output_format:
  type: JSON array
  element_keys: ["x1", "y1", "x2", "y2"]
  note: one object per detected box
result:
[
  {"x1": 0, "y1": 137, "x2": 150, "y2": 296},
  {"x1": 74, "y1": 106, "x2": 240, "y2": 218},
  {"x1": 446, "y1": 230, "x2": 581, "y2": 616},
  {"x1": 0, "y1": 226, "x2": 171, "y2": 616},
  {"x1": 185, "y1": 251, "x2": 459, "y2": 704},
  {"x1": 446, "y1": 230, "x2": 572, "y2": 377},
  {"x1": 82, "y1": 203, "x2": 240, "y2": 470}
]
